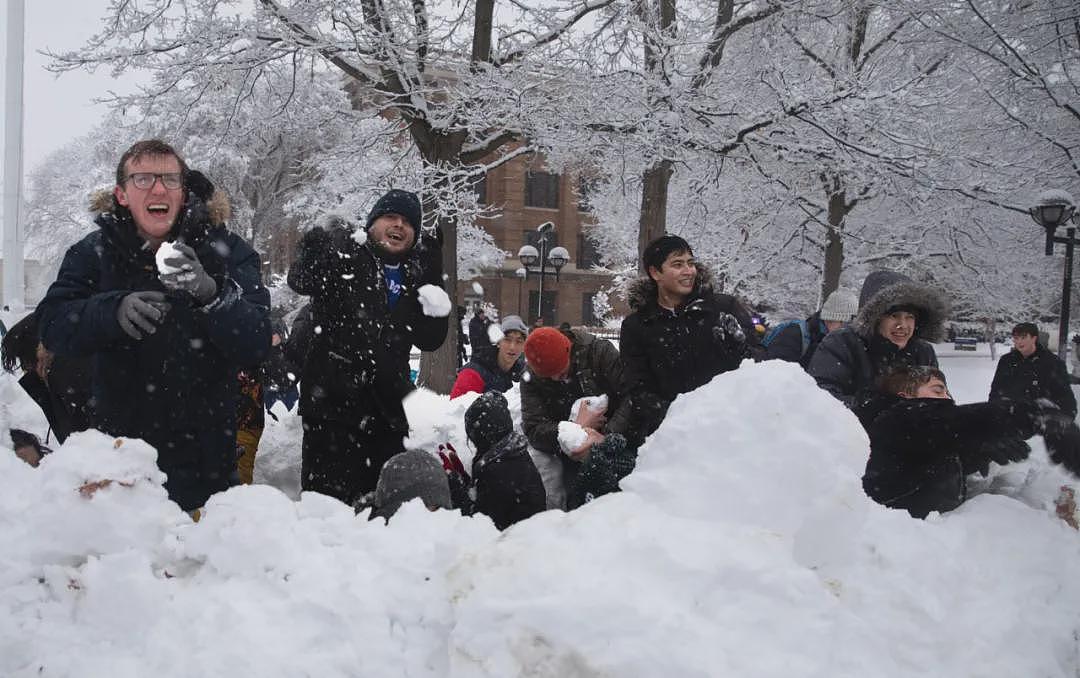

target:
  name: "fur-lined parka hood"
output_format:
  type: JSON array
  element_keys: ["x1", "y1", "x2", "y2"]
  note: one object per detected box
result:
[
  {"x1": 627, "y1": 263, "x2": 719, "y2": 312},
  {"x1": 852, "y1": 271, "x2": 949, "y2": 343},
  {"x1": 88, "y1": 187, "x2": 232, "y2": 226}
]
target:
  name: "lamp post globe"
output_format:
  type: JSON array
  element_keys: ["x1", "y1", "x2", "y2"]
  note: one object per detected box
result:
[
  {"x1": 548, "y1": 246, "x2": 570, "y2": 272},
  {"x1": 517, "y1": 245, "x2": 539, "y2": 267},
  {"x1": 1032, "y1": 189, "x2": 1080, "y2": 359}
]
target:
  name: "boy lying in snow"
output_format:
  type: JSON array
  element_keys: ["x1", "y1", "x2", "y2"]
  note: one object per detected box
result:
[{"x1": 855, "y1": 366, "x2": 1080, "y2": 519}]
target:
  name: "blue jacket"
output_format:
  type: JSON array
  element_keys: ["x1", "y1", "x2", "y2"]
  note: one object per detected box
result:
[{"x1": 38, "y1": 194, "x2": 271, "y2": 510}]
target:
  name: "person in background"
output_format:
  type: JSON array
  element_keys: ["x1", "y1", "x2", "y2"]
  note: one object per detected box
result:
[
  {"x1": 763, "y1": 287, "x2": 858, "y2": 368},
  {"x1": 1, "y1": 309, "x2": 94, "y2": 445},
  {"x1": 809, "y1": 271, "x2": 946, "y2": 407},
  {"x1": 619, "y1": 234, "x2": 759, "y2": 440},
  {"x1": 10, "y1": 429, "x2": 52, "y2": 468},
  {"x1": 450, "y1": 315, "x2": 528, "y2": 399},
  {"x1": 37, "y1": 140, "x2": 271, "y2": 513},
  {"x1": 468, "y1": 305, "x2": 492, "y2": 354},
  {"x1": 288, "y1": 189, "x2": 447, "y2": 505},
  {"x1": 989, "y1": 322, "x2": 1077, "y2": 417}
]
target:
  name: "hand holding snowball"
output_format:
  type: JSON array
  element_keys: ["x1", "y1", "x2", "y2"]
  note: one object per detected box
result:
[
  {"x1": 572, "y1": 395, "x2": 608, "y2": 432},
  {"x1": 417, "y1": 284, "x2": 451, "y2": 318}
]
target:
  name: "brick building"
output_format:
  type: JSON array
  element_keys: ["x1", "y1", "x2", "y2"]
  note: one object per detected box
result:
[{"x1": 459, "y1": 150, "x2": 621, "y2": 327}]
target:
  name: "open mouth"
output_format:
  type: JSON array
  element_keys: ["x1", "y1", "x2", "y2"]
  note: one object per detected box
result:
[
  {"x1": 386, "y1": 231, "x2": 405, "y2": 243},
  {"x1": 147, "y1": 204, "x2": 171, "y2": 216}
]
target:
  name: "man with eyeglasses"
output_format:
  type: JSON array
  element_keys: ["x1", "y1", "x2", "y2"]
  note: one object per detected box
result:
[{"x1": 38, "y1": 139, "x2": 271, "y2": 515}]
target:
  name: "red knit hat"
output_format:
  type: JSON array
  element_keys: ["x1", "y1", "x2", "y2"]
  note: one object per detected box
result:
[{"x1": 524, "y1": 327, "x2": 572, "y2": 378}]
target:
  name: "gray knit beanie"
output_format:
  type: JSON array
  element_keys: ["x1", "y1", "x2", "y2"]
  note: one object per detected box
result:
[
  {"x1": 372, "y1": 449, "x2": 451, "y2": 520},
  {"x1": 820, "y1": 288, "x2": 858, "y2": 322}
]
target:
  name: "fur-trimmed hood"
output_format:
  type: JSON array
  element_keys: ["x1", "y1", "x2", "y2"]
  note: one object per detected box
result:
[
  {"x1": 627, "y1": 263, "x2": 719, "y2": 312},
  {"x1": 852, "y1": 271, "x2": 949, "y2": 343},
  {"x1": 88, "y1": 187, "x2": 232, "y2": 226}
]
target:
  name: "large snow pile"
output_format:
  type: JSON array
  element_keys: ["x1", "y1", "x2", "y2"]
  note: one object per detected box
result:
[{"x1": 4, "y1": 360, "x2": 1080, "y2": 677}]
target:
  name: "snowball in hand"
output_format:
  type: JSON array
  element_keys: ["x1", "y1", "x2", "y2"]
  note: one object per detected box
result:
[
  {"x1": 155, "y1": 241, "x2": 184, "y2": 275},
  {"x1": 418, "y1": 284, "x2": 452, "y2": 317},
  {"x1": 570, "y1": 395, "x2": 609, "y2": 421},
  {"x1": 558, "y1": 421, "x2": 588, "y2": 454}
]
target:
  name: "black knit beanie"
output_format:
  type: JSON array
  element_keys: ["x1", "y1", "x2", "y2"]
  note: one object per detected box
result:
[
  {"x1": 464, "y1": 392, "x2": 514, "y2": 453},
  {"x1": 366, "y1": 189, "x2": 422, "y2": 234}
]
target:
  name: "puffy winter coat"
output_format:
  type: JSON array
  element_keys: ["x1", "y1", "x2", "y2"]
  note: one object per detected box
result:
[
  {"x1": 449, "y1": 345, "x2": 524, "y2": 399},
  {"x1": 809, "y1": 271, "x2": 947, "y2": 405},
  {"x1": 472, "y1": 431, "x2": 547, "y2": 530},
  {"x1": 989, "y1": 345, "x2": 1077, "y2": 417},
  {"x1": 287, "y1": 217, "x2": 447, "y2": 432},
  {"x1": 521, "y1": 329, "x2": 634, "y2": 483},
  {"x1": 619, "y1": 265, "x2": 760, "y2": 438},
  {"x1": 38, "y1": 189, "x2": 271, "y2": 511},
  {"x1": 857, "y1": 394, "x2": 1038, "y2": 518}
]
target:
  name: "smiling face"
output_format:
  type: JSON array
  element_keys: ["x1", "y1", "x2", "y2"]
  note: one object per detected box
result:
[
  {"x1": 496, "y1": 331, "x2": 526, "y2": 372},
  {"x1": 113, "y1": 153, "x2": 185, "y2": 247},
  {"x1": 648, "y1": 250, "x2": 697, "y2": 307},
  {"x1": 877, "y1": 310, "x2": 916, "y2": 349},
  {"x1": 368, "y1": 213, "x2": 416, "y2": 257}
]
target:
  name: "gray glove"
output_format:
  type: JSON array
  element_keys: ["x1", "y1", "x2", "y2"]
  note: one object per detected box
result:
[
  {"x1": 117, "y1": 291, "x2": 170, "y2": 340},
  {"x1": 712, "y1": 312, "x2": 746, "y2": 348},
  {"x1": 159, "y1": 242, "x2": 217, "y2": 303}
]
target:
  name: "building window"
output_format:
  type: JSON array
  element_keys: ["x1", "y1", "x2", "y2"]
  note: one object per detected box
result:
[
  {"x1": 525, "y1": 171, "x2": 560, "y2": 209},
  {"x1": 528, "y1": 291, "x2": 558, "y2": 326},
  {"x1": 577, "y1": 231, "x2": 601, "y2": 269},
  {"x1": 582, "y1": 293, "x2": 598, "y2": 326},
  {"x1": 524, "y1": 229, "x2": 558, "y2": 251},
  {"x1": 472, "y1": 174, "x2": 487, "y2": 205}
]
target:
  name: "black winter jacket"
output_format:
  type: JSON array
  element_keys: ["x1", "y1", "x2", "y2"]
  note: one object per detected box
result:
[
  {"x1": 521, "y1": 329, "x2": 634, "y2": 483},
  {"x1": 17, "y1": 354, "x2": 94, "y2": 444},
  {"x1": 471, "y1": 431, "x2": 547, "y2": 530},
  {"x1": 809, "y1": 271, "x2": 946, "y2": 406},
  {"x1": 38, "y1": 191, "x2": 271, "y2": 511},
  {"x1": 989, "y1": 346, "x2": 1077, "y2": 417},
  {"x1": 619, "y1": 266, "x2": 759, "y2": 438},
  {"x1": 857, "y1": 394, "x2": 1038, "y2": 518},
  {"x1": 287, "y1": 217, "x2": 447, "y2": 432}
]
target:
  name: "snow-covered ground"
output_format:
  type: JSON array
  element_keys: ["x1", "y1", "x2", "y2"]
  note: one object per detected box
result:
[{"x1": 4, "y1": 346, "x2": 1080, "y2": 677}]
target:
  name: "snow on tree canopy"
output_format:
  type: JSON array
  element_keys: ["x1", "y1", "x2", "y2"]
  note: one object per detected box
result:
[{"x1": 4, "y1": 361, "x2": 1080, "y2": 676}]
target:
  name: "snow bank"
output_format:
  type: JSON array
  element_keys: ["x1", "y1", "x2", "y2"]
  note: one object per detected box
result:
[{"x1": 4, "y1": 361, "x2": 1080, "y2": 677}]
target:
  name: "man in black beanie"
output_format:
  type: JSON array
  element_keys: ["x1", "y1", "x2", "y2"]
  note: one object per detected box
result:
[{"x1": 288, "y1": 189, "x2": 448, "y2": 505}]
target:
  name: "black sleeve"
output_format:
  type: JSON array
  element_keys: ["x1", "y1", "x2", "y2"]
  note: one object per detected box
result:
[
  {"x1": 618, "y1": 314, "x2": 669, "y2": 438},
  {"x1": 1048, "y1": 357, "x2": 1078, "y2": 416},
  {"x1": 808, "y1": 331, "x2": 857, "y2": 405}
]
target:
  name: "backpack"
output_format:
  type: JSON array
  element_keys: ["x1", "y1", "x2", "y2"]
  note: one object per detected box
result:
[{"x1": 762, "y1": 319, "x2": 813, "y2": 358}]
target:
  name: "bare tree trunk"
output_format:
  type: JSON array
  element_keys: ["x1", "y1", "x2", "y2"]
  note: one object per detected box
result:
[
  {"x1": 638, "y1": 158, "x2": 674, "y2": 270},
  {"x1": 820, "y1": 176, "x2": 849, "y2": 302}
]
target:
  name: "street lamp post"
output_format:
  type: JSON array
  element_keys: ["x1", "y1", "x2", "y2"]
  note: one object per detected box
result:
[
  {"x1": 515, "y1": 267, "x2": 527, "y2": 315},
  {"x1": 1030, "y1": 189, "x2": 1079, "y2": 360},
  {"x1": 517, "y1": 221, "x2": 570, "y2": 323}
]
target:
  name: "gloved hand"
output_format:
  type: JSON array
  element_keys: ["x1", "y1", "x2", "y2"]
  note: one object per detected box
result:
[
  {"x1": 159, "y1": 243, "x2": 218, "y2": 304},
  {"x1": 1041, "y1": 413, "x2": 1080, "y2": 477},
  {"x1": 117, "y1": 291, "x2": 171, "y2": 340},
  {"x1": 417, "y1": 225, "x2": 444, "y2": 287},
  {"x1": 974, "y1": 437, "x2": 1031, "y2": 476},
  {"x1": 712, "y1": 312, "x2": 746, "y2": 350},
  {"x1": 438, "y1": 443, "x2": 473, "y2": 512}
]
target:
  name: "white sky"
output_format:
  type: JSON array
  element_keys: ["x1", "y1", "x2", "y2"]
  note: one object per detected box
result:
[{"x1": 1, "y1": 0, "x2": 131, "y2": 181}]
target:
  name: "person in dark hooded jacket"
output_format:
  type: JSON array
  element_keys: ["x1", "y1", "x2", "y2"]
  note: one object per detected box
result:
[
  {"x1": 450, "y1": 314, "x2": 528, "y2": 399},
  {"x1": 288, "y1": 189, "x2": 447, "y2": 505},
  {"x1": 37, "y1": 139, "x2": 271, "y2": 512},
  {"x1": 989, "y1": 322, "x2": 1077, "y2": 417},
  {"x1": 808, "y1": 270, "x2": 946, "y2": 407},
  {"x1": 856, "y1": 365, "x2": 1080, "y2": 519},
  {"x1": 619, "y1": 235, "x2": 761, "y2": 439},
  {"x1": 461, "y1": 392, "x2": 546, "y2": 529}
]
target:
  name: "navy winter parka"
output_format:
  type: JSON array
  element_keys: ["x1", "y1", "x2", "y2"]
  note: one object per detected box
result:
[{"x1": 38, "y1": 190, "x2": 271, "y2": 510}]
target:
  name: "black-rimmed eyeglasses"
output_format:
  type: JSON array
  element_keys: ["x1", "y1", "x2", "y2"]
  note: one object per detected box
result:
[{"x1": 124, "y1": 172, "x2": 183, "y2": 190}]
